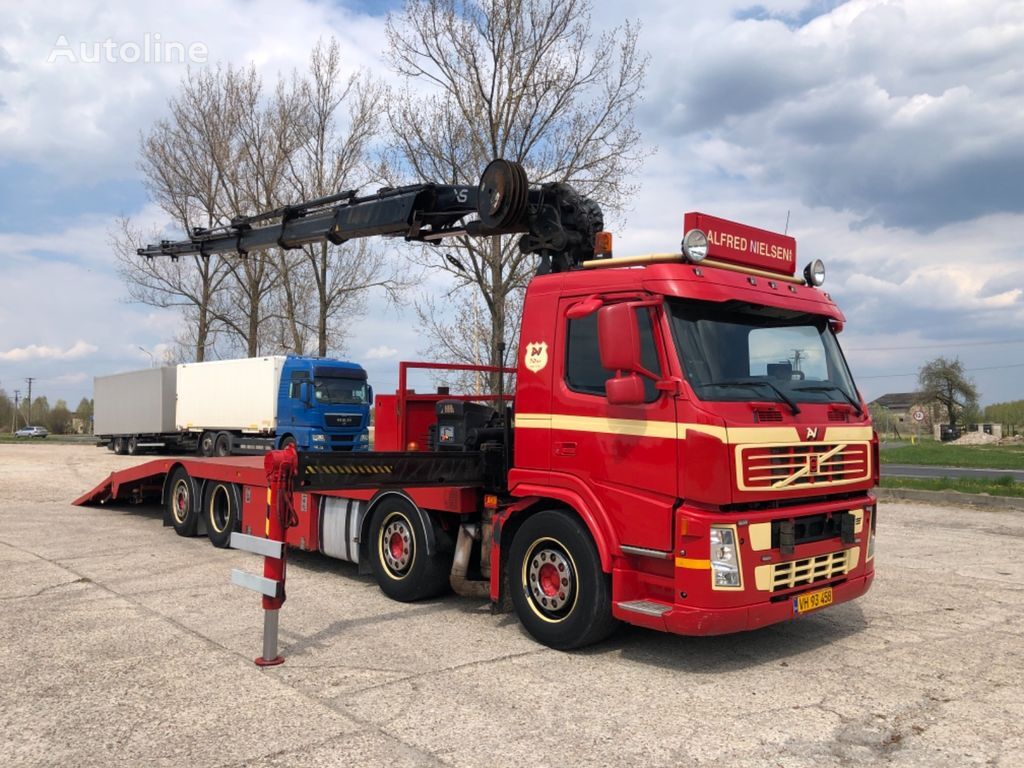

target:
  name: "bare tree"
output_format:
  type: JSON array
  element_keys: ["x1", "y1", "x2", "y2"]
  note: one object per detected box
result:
[
  {"x1": 284, "y1": 39, "x2": 411, "y2": 357},
  {"x1": 385, "y1": 0, "x2": 649, "y2": 388},
  {"x1": 919, "y1": 357, "x2": 979, "y2": 427}
]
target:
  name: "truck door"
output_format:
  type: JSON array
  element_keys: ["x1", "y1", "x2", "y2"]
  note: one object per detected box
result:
[{"x1": 550, "y1": 297, "x2": 679, "y2": 552}]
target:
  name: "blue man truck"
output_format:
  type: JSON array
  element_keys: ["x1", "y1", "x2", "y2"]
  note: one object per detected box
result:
[{"x1": 94, "y1": 355, "x2": 371, "y2": 456}]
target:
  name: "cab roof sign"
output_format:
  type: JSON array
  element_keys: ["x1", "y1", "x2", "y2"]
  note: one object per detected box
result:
[{"x1": 684, "y1": 212, "x2": 796, "y2": 276}]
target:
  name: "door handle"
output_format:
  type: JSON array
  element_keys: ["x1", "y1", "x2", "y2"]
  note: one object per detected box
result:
[{"x1": 554, "y1": 441, "x2": 577, "y2": 457}]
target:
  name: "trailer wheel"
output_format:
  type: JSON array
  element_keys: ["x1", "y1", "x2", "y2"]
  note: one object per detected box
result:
[
  {"x1": 214, "y1": 432, "x2": 232, "y2": 457},
  {"x1": 199, "y1": 431, "x2": 215, "y2": 457},
  {"x1": 204, "y1": 481, "x2": 240, "y2": 548},
  {"x1": 167, "y1": 467, "x2": 199, "y2": 537},
  {"x1": 127, "y1": 436, "x2": 140, "y2": 456},
  {"x1": 508, "y1": 510, "x2": 618, "y2": 650},
  {"x1": 113, "y1": 437, "x2": 127, "y2": 455},
  {"x1": 368, "y1": 498, "x2": 450, "y2": 602}
]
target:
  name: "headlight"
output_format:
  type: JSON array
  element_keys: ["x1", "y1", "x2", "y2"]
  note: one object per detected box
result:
[
  {"x1": 681, "y1": 228, "x2": 709, "y2": 263},
  {"x1": 311, "y1": 433, "x2": 326, "y2": 443},
  {"x1": 358, "y1": 430, "x2": 370, "y2": 443},
  {"x1": 803, "y1": 259, "x2": 826, "y2": 286},
  {"x1": 710, "y1": 526, "x2": 741, "y2": 588}
]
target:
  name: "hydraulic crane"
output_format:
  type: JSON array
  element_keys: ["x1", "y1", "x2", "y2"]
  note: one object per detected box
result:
[{"x1": 139, "y1": 160, "x2": 605, "y2": 275}]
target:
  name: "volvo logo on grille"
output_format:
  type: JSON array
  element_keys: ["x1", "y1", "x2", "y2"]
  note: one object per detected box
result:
[{"x1": 805, "y1": 427, "x2": 822, "y2": 441}]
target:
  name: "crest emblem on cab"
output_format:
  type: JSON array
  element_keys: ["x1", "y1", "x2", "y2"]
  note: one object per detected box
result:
[{"x1": 525, "y1": 342, "x2": 549, "y2": 373}]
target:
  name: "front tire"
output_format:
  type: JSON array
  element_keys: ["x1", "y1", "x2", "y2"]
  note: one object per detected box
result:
[
  {"x1": 166, "y1": 467, "x2": 199, "y2": 537},
  {"x1": 204, "y1": 481, "x2": 240, "y2": 548},
  {"x1": 509, "y1": 510, "x2": 618, "y2": 650},
  {"x1": 368, "y1": 498, "x2": 450, "y2": 602}
]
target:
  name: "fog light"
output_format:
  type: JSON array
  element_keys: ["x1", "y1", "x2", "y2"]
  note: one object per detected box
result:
[
  {"x1": 804, "y1": 259, "x2": 826, "y2": 286},
  {"x1": 682, "y1": 228, "x2": 709, "y2": 263},
  {"x1": 710, "y1": 526, "x2": 741, "y2": 588}
]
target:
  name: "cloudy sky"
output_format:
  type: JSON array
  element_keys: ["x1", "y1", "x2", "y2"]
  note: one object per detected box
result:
[{"x1": 1, "y1": 0, "x2": 1022, "y2": 410}]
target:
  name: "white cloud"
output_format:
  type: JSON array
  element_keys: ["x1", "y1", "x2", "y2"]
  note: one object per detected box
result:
[
  {"x1": 0, "y1": 340, "x2": 98, "y2": 362},
  {"x1": 364, "y1": 345, "x2": 399, "y2": 361}
]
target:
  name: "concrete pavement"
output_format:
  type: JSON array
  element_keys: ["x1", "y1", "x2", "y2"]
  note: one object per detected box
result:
[{"x1": 2, "y1": 443, "x2": 1023, "y2": 767}]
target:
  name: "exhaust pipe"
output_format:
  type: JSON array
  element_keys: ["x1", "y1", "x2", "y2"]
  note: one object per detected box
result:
[{"x1": 450, "y1": 524, "x2": 490, "y2": 598}]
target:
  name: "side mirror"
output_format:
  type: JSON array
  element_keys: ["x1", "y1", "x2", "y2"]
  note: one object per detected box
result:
[
  {"x1": 367, "y1": 385, "x2": 374, "y2": 405},
  {"x1": 606, "y1": 374, "x2": 645, "y2": 405},
  {"x1": 299, "y1": 381, "x2": 312, "y2": 406},
  {"x1": 597, "y1": 303, "x2": 642, "y2": 372}
]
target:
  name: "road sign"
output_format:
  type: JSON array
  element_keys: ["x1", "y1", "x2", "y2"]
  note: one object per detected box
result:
[{"x1": 912, "y1": 409, "x2": 925, "y2": 422}]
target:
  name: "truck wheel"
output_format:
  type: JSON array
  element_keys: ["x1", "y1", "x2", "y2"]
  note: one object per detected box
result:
[
  {"x1": 199, "y1": 432, "x2": 215, "y2": 457},
  {"x1": 279, "y1": 435, "x2": 296, "y2": 450},
  {"x1": 167, "y1": 467, "x2": 199, "y2": 537},
  {"x1": 214, "y1": 432, "x2": 232, "y2": 457},
  {"x1": 127, "y1": 436, "x2": 140, "y2": 456},
  {"x1": 113, "y1": 437, "x2": 127, "y2": 455},
  {"x1": 368, "y1": 498, "x2": 450, "y2": 602},
  {"x1": 508, "y1": 510, "x2": 618, "y2": 650},
  {"x1": 204, "y1": 481, "x2": 240, "y2": 548}
]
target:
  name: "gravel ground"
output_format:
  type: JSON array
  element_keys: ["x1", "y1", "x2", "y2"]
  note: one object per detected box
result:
[{"x1": 1, "y1": 442, "x2": 1022, "y2": 767}]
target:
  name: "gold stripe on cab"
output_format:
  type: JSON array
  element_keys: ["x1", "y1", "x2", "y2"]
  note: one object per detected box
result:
[{"x1": 514, "y1": 413, "x2": 870, "y2": 445}]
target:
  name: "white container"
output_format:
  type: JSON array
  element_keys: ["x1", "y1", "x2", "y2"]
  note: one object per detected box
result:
[
  {"x1": 94, "y1": 367, "x2": 177, "y2": 436},
  {"x1": 176, "y1": 356, "x2": 286, "y2": 434}
]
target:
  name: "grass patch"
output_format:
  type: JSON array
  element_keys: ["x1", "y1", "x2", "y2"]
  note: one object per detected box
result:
[
  {"x1": 882, "y1": 475, "x2": 1024, "y2": 498},
  {"x1": 880, "y1": 442, "x2": 1024, "y2": 470}
]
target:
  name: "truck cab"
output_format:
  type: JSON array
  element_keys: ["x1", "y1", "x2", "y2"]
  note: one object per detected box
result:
[
  {"x1": 509, "y1": 213, "x2": 875, "y2": 637},
  {"x1": 277, "y1": 356, "x2": 372, "y2": 452}
]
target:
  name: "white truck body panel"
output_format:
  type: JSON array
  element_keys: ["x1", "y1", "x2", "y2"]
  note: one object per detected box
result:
[
  {"x1": 176, "y1": 356, "x2": 286, "y2": 434},
  {"x1": 94, "y1": 367, "x2": 177, "y2": 436}
]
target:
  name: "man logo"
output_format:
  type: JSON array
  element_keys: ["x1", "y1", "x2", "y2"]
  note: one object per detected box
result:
[
  {"x1": 525, "y1": 342, "x2": 549, "y2": 373},
  {"x1": 805, "y1": 427, "x2": 821, "y2": 441}
]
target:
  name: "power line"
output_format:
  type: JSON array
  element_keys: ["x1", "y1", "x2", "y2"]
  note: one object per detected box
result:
[
  {"x1": 846, "y1": 339, "x2": 1024, "y2": 352},
  {"x1": 858, "y1": 362, "x2": 1024, "y2": 380}
]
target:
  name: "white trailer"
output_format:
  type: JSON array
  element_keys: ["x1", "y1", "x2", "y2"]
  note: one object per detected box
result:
[{"x1": 176, "y1": 357, "x2": 285, "y2": 434}]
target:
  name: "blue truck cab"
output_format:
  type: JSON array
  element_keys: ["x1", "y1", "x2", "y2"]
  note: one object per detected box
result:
[{"x1": 277, "y1": 356, "x2": 372, "y2": 452}]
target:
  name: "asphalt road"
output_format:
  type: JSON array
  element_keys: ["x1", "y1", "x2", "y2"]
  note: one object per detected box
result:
[
  {"x1": 883, "y1": 464, "x2": 1024, "y2": 482},
  {"x1": 2, "y1": 444, "x2": 1023, "y2": 767}
]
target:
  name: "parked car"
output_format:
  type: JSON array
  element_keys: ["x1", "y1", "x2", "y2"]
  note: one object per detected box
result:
[{"x1": 14, "y1": 425, "x2": 48, "y2": 438}]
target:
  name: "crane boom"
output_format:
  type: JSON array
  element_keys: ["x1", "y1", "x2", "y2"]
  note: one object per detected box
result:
[{"x1": 137, "y1": 160, "x2": 605, "y2": 274}]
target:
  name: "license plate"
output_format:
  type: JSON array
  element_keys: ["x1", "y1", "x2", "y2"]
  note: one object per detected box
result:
[{"x1": 794, "y1": 587, "x2": 833, "y2": 614}]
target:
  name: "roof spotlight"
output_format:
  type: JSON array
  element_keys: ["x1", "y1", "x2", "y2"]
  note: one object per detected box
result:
[
  {"x1": 681, "y1": 228, "x2": 709, "y2": 263},
  {"x1": 804, "y1": 259, "x2": 826, "y2": 286}
]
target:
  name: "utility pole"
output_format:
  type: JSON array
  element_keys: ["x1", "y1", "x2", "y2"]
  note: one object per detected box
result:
[
  {"x1": 25, "y1": 377, "x2": 35, "y2": 424},
  {"x1": 12, "y1": 389, "x2": 20, "y2": 432}
]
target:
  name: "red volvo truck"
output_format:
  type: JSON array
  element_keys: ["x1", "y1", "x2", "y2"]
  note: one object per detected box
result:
[{"x1": 77, "y1": 161, "x2": 877, "y2": 649}]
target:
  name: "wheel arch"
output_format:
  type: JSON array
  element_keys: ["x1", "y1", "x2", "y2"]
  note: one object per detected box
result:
[
  {"x1": 500, "y1": 488, "x2": 614, "y2": 573},
  {"x1": 358, "y1": 490, "x2": 441, "y2": 566}
]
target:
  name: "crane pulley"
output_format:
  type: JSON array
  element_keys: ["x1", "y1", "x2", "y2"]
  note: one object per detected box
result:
[{"x1": 137, "y1": 160, "x2": 604, "y2": 274}]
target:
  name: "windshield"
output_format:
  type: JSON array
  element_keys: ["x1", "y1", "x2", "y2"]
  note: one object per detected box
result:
[
  {"x1": 313, "y1": 377, "x2": 370, "y2": 405},
  {"x1": 667, "y1": 299, "x2": 860, "y2": 409}
]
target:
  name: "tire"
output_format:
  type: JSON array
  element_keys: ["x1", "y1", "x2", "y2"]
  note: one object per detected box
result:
[
  {"x1": 107, "y1": 440, "x2": 115, "y2": 452},
  {"x1": 113, "y1": 437, "x2": 127, "y2": 455},
  {"x1": 203, "y1": 481, "x2": 240, "y2": 548},
  {"x1": 508, "y1": 509, "x2": 618, "y2": 650},
  {"x1": 368, "y1": 498, "x2": 450, "y2": 602},
  {"x1": 214, "y1": 432, "x2": 232, "y2": 457},
  {"x1": 166, "y1": 467, "x2": 200, "y2": 537},
  {"x1": 127, "y1": 436, "x2": 140, "y2": 456},
  {"x1": 199, "y1": 431, "x2": 215, "y2": 457},
  {"x1": 279, "y1": 435, "x2": 296, "y2": 450}
]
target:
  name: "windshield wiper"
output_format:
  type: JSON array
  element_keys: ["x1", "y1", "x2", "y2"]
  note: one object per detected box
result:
[
  {"x1": 792, "y1": 383, "x2": 863, "y2": 416},
  {"x1": 700, "y1": 379, "x2": 801, "y2": 415}
]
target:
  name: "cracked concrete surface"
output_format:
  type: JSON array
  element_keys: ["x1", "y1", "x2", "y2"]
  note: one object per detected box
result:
[{"x1": 1, "y1": 443, "x2": 1022, "y2": 766}]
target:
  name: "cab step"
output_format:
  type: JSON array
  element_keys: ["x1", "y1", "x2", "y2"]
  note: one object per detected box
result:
[{"x1": 616, "y1": 599, "x2": 672, "y2": 617}]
